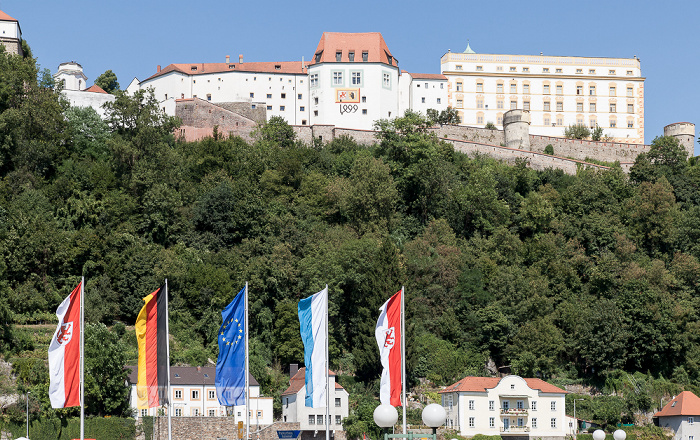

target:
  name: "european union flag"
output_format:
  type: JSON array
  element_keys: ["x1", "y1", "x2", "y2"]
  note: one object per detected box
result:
[{"x1": 215, "y1": 286, "x2": 246, "y2": 406}]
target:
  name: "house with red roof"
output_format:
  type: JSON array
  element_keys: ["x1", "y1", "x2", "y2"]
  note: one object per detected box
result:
[
  {"x1": 654, "y1": 391, "x2": 700, "y2": 440},
  {"x1": 439, "y1": 375, "x2": 567, "y2": 439},
  {"x1": 131, "y1": 32, "x2": 448, "y2": 134},
  {"x1": 0, "y1": 9, "x2": 22, "y2": 56},
  {"x1": 281, "y1": 365, "x2": 349, "y2": 439}
]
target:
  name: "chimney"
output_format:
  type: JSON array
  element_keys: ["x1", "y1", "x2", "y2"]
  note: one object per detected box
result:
[
  {"x1": 239, "y1": 54, "x2": 243, "y2": 64},
  {"x1": 226, "y1": 55, "x2": 230, "y2": 64},
  {"x1": 157, "y1": 65, "x2": 161, "y2": 73},
  {"x1": 290, "y1": 363, "x2": 299, "y2": 378}
]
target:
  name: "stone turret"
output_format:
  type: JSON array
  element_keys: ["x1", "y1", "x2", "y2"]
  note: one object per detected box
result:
[
  {"x1": 503, "y1": 109, "x2": 531, "y2": 149},
  {"x1": 664, "y1": 122, "x2": 696, "y2": 157}
]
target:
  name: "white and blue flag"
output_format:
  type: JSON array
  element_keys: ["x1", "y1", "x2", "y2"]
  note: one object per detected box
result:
[{"x1": 298, "y1": 286, "x2": 328, "y2": 408}]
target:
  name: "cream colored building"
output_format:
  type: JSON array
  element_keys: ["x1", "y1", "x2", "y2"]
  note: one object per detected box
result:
[
  {"x1": 441, "y1": 44, "x2": 645, "y2": 143},
  {"x1": 439, "y1": 375, "x2": 567, "y2": 440},
  {"x1": 126, "y1": 366, "x2": 273, "y2": 425},
  {"x1": 281, "y1": 367, "x2": 349, "y2": 432}
]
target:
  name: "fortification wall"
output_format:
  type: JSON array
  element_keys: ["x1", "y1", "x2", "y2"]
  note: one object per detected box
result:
[
  {"x1": 144, "y1": 419, "x2": 347, "y2": 440},
  {"x1": 528, "y1": 134, "x2": 649, "y2": 164},
  {"x1": 176, "y1": 99, "x2": 258, "y2": 143}
]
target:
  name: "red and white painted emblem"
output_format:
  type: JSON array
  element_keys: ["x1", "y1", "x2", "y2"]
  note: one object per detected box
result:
[
  {"x1": 383, "y1": 327, "x2": 395, "y2": 349},
  {"x1": 56, "y1": 322, "x2": 73, "y2": 344}
]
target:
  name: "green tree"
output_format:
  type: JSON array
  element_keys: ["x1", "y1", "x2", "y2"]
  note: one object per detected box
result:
[
  {"x1": 591, "y1": 126, "x2": 604, "y2": 141},
  {"x1": 94, "y1": 69, "x2": 120, "y2": 94},
  {"x1": 84, "y1": 323, "x2": 130, "y2": 416},
  {"x1": 256, "y1": 115, "x2": 296, "y2": 148},
  {"x1": 564, "y1": 124, "x2": 591, "y2": 140}
]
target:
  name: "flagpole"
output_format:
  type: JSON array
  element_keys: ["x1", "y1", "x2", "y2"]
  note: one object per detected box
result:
[
  {"x1": 80, "y1": 276, "x2": 85, "y2": 440},
  {"x1": 165, "y1": 280, "x2": 172, "y2": 440},
  {"x1": 325, "y1": 284, "x2": 329, "y2": 440},
  {"x1": 401, "y1": 286, "x2": 406, "y2": 435},
  {"x1": 245, "y1": 282, "x2": 250, "y2": 440}
]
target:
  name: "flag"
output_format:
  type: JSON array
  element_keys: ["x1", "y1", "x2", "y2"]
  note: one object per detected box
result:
[
  {"x1": 49, "y1": 281, "x2": 82, "y2": 408},
  {"x1": 135, "y1": 286, "x2": 169, "y2": 409},
  {"x1": 216, "y1": 286, "x2": 246, "y2": 406},
  {"x1": 298, "y1": 286, "x2": 327, "y2": 408},
  {"x1": 375, "y1": 288, "x2": 402, "y2": 406}
]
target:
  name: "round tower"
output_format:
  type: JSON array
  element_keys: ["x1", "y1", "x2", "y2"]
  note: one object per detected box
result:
[
  {"x1": 664, "y1": 122, "x2": 696, "y2": 157},
  {"x1": 503, "y1": 109, "x2": 531, "y2": 149},
  {"x1": 53, "y1": 61, "x2": 88, "y2": 91}
]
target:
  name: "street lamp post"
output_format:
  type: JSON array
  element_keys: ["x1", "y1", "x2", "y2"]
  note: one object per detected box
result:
[
  {"x1": 26, "y1": 391, "x2": 30, "y2": 439},
  {"x1": 373, "y1": 404, "x2": 447, "y2": 440}
]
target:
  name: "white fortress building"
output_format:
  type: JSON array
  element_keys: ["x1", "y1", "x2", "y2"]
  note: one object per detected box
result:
[
  {"x1": 53, "y1": 61, "x2": 115, "y2": 117},
  {"x1": 126, "y1": 366, "x2": 273, "y2": 425},
  {"x1": 130, "y1": 32, "x2": 448, "y2": 131},
  {"x1": 0, "y1": 9, "x2": 22, "y2": 56},
  {"x1": 439, "y1": 375, "x2": 567, "y2": 440},
  {"x1": 441, "y1": 43, "x2": 645, "y2": 143}
]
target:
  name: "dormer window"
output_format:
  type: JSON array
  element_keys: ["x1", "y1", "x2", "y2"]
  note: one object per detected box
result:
[
  {"x1": 315, "y1": 52, "x2": 322, "y2": 63},
  {"x1": 362, "y1": 51, "x2": 368, "y2": 62},
  {"x1": 348, "y1": 51, "x2": 355, "y2": 62},
  {"x1": 275, "y1": 65, "x2": 281, "y2": 70},
  {"x1": 336, "y1": 51, "x2": 342, "y2": 62},
  {"x1": 387, "y1": 55, "x2": 393, "y2": 65},
  {"x1": 191, "y1": 66, "x2": 197, "y2": 71}
]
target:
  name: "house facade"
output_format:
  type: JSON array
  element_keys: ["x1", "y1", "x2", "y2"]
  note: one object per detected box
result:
[
  {"x1": 441, "y1": 44, "x2": 645, "y2": 143},
  {"x1": 0, "y1": 9, "x2": 22, "y2": 56},
  {"x1": 281, "y1": 366, "x2": 349, "y2": 433},
  {"x1": 126, "y1": 365, "x2": 273, "y2": 426},
  {"x1": 439, "y1": 375, "x2": 567, "y2": 440},
  {"x1": 654, "y1": 391, "x2": 700, "y2": 440}
]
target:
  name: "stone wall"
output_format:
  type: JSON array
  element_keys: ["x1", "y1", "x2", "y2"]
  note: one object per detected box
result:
[
  {"x1": 528, "y1": 133, "x2": 649, "y2": 165},
  {"x1": 176, "y1": 99, "x2": 259, "y2": 143},
  {"x1": 144, "y1": 418, "x2": 347, "y2": 440},
  {"x1": 0, "y1": 37, "x2": 22, "y2": 56}
]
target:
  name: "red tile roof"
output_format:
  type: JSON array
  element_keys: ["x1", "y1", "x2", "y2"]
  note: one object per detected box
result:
[
  {"x1": 439, "y1": 376, "x2": 566, "y2": 394},
  {"x1": 83, "y1": 84, "x2": 108, "y2": 94},
  {"x1": 309, "y1": 32, "x2": 397, "y2": 67},
  {"x1": 402, "y1": 71, "x2": 447, "y2": 80},
  {"x1": 143, "y1": 61, "x2": 307, "y2": 82},
  {"x1": 0, "y1": 10, "x2": 18, "y2": 22},
  {"x1": 125, "y1": 365, "x2": 259, "y2": 386},
  {"x1": 655, "y1": 391, "x2": 700, "y2": 417},
  {"x1": 281, "y1": 367, "x2": 342, "y2": 396}
]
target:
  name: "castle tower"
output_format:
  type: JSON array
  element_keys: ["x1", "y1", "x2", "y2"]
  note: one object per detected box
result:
[
  {"x1": 503, "y1": 109, "x2": 531, "y2": 149},
  {"x1": 54, "y1": 62, "x2": 88, "y2": 91},
  {"x1": 0, "y1": 9, "x2": 22, "y2": 56},
  {"x1": 664, "y1": 122, "x2": 696, "y2": 157}
]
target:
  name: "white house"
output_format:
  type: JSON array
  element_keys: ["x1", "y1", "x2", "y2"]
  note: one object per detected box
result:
[
  {"x1": 440, "y1": 43, "x2": 645, "y2": 143},
  {"x1": 398, "y1": 71, "x2": 448, "y2": 117},
  {"x1": 54, "y1": 61, "x2": 115, "y2": 118},
  {"x1": 0, "y1": 9, "x2": 22, "y2": 56},
  {"x1": 281, "y1": 366, "x2": 349, "y2": 433},
  {"x1": 439, "y1": 375, "x2": 567, "y2": 440},
  {"x1": 126, "y1": 365, "x2": 273, "y2": 426},
  {"x1": 654, "y1": 391, "x2": 700, "y2": 440}
]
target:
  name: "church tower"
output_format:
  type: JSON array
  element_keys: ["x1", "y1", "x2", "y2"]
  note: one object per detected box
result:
[{"x1": 0, "y1": 9, "x2": 22, "y2": 56}]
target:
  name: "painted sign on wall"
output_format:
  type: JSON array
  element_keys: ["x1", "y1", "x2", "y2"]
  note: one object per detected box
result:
[{"x1": 336, "y1": 88, "x2": 360, "y2": 103}]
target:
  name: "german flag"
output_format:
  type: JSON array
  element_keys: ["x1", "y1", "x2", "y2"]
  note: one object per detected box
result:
[{"x1": 135, "y1": 286, "x2": 168, "y2": 409}]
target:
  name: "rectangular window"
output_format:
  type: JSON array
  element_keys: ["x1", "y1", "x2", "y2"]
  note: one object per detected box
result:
[
  {"x1": 175, "y1": 390, "x2": 182, "y2": 399},
  {"x1": 590, "y1": 103, "x2": 596, "y2": 112},
  {"x1": 362, "y1": 109, "x2": 367, "y2": 115},
  {"x1": 610, "y1": 86, "x2": 616, "y2": 96},
  {"x1": 609, "y1": 70, "x2": 616, "y2": 75},
  {"x1": 348, "y1": 51, "x2": 354, "y2": 62},
  {"x1": 627, "y1": 87, "x2": 634, "y2": 97},
  {"x1": 518, "y1": 418, "x2": 524, "y2": 427},
  {"x1": 192, "y1": 408, "x2": 200, "y2": 416},
  {"x1": 310, "y1": 74, "x2": 319, "y2": 88},
  {"x1": 543, "y1": 84, "x2": 550, "y2": 94},
  {"x1": 352, "y1": 71, "x2": 362, "y2": 85},
  {"x1": 300, "y1": 106, "x2": 305, "y2": 111},
  {"x1": 437, "y1": 98, "x2": 441, "y2": 104},
  {"x1": 628, "y1": 120, "x2": 634, "y2": 128},
  {"x1": 336, "y1": 51, "x2": 342, "y2": 62},
  {"x1": 532, "y1": 418, "x2": 537, "y2": 428},
  {"x1": 523, "y1": 67, "x2": 530, "y2": 72},
  {"x1": 317, "y1": 415, "x2": 324, "y2": 425},
  {"x1": 510, "y1": 66, "x2": 516, "y2": 72},
  {"x1": 476, "y1": 65, "x2": 483, "y2": 71},
  {"x1": 251, "y1": 104, "x2": 256, "y2": 109},
  {"x1": 543, "y1": 68, "x2": 550, "y2": 73},
  {"x1": 577, "y1": 85, "x2": 583, "y2": 95},
  {"x1": 551, "y1": 418, "x2": 557, "y2": 428},
  {"x1": 577, "y1": 102, "x2": 584, "y2": 112},
  {"x1": 141, "y1": 409, "x2": 148, "y2": 417},
  {"x1": 440, "y1": 83, "x2": 444, "y2": 89},
  {"x1": 544, "y1": 115, "x2": 550, "y2": 126},
  {"x1": 477, "y1": 82, "x2": 483, "y2": 92},
  {"x1": 456, "y1": 99, "x2": 463, "y2": 108},
  {"x1": 627, "y1": 70, "x2": 633, "y2": 75},
  {"x1": 517, "y1": 401, "x2": 524, "y2": 409},
  {"x1": 267, "y1": 94, "x2": 272, "y2": 99},
  {"x1": 628, "y1": 104, "x2": 634, "y2": 113},
  {"x1": 192, "y1": 390, "x2": 199, "y2": 399},
  {"x1": 314, "y1": 97, "x2": 319, "y2": 105},
  {"x1": 209, "y1": 409, "x2": 216, "y2": 417},
  {"x1": 456, "y1": 81, "x2": 463, "y2": 91},
  {"x1": 610, "y1": 120, "x2": 616, "y2": 128},
  {"x1": 531, "y1": 401, "x2": 537, "y2": 411},
  {"x1": 576, "y1": 69, "x2": 583, "y2": 74},
  {"x1": 497, "y1": 115, "x2": 503, "y2": 125},
  {"x1": 456, "y1": 65, "x2": 463, "y2": 70},
  {"x1": 309, "y1": 415, "x2": 315, "y2": 425},
  {"x1": 281, "y1": 93, "x2": 286, "y2": 99},
  {"x1": 690, "y1": 417, "x2": 695, "y2": 425},
  {"x1": 477, "y1": 99, "x2": 484, "y2": 109},
  {"x1": 362, "y1": 51, "x2": 368, "y2": 62},
  {"x1": 510, "y1": 84, "x2": 517, "y2": 94},
  {"x1": 425, "y1": 83, "x2": 429, "y2": 88},
  {"x1": 556, "y1": 68, "x2": 563, "y2": 73},
  {"x1": 497, "y1": 83, "x2": 504, "y2": 93},
  {"x1": 490, "y1": 417, "x2": 495, "y2": 428},
  {"x1": 208, "y1": 390, "x2": 215, "y2": 399},
  {"x1": 503, "y1": 401, "x2": 510, "y2": 410},
  {"x1": 489, "y1": 401, "x2": 495, "y2": 411},
  {"x1": 551, "y1": 401, "x2": 556, "y2": 411},
  {"x1": 298, "y1": 94, "x2": 302, "y2": 100},
  {"x1": 336, "y1": 415, "x2": 342, "y2": 425},
  {"x1": 557, "y1": 117, "x2": 563, "y2": 126},
  {"x1": 361, "y1": 96, "x2": 366, "y2": 103},
  {"x1": 422, "y1": 97, "x2": 426, "y2": 103},
  {"x1": 280, "y1": 106, "x2": 285, "y2": 111},
  {"x1": 556, "y1": 102, "x2": 563, "y2": 112},
  {"x1": 469, "y1": 417, "x2": 475, "y2": 428},
  {"x1": 511, "y1": 100, "x2": 517, "y2": 110},
  {"x1": 175, "y1": 408, "x2": 182, "y2": 417},
  {"x1": 523, "y1": 101, "x2": 530, "y2": 110},
  {"x1": 335, "y1": 398, "x2": 341, "y2": 407},
  {"x1": 333, "y1": 71, "x2": 343, "y2": 85},
  {"x1": 383, "y1": 73, "x2": 391, "y2": 88},
  {"x1": 556, "y1": 85, "x2": 563, "y2": 95},
  {"x1": 589, "y1": 69, "x2": 596, "y2": 74},
  {"x1": 590, "y1": 86, "x2": 596, "y2": 95},
  {"x1": 266, "y1": 105, "x2": 272, "y2": 110},
  {"x1": 257, "y1": 410, "x2": 263, "y2": 418},
  {"x1": 523, "y1": 84, "x2": 530, "y2": 94},
  {"x1": 610, "y1": 103, "x2": 616, "y2": 113},
  {"x1": 543, "y1": 101, "x2": 550, "y2": 111},
  {"x1": 497, "y1": 100, "x2": 504, "y2": 109}
]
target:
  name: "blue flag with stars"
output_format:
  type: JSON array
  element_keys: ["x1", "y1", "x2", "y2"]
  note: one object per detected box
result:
[{"x1": 215, "y1": 286, "x2": 246, "y2": 406}]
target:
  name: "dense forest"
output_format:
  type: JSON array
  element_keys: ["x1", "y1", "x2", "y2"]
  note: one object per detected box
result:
[{"x1": 2, "y1": 42, "x2": 700, "y2": 435}]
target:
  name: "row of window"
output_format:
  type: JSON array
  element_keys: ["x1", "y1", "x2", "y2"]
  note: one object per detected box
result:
[
  {"x1": 327, "y1": 50, "x2": 370, "y2": 63},
  {"x1": 416, "y1": 82, "x2": 444, "y2": 89},
  {"x1": 456, "y1": 65, "x2": 634, "y2": 76},
  {"x1": 466, "y1": 400, "x2": 555, "y2": 411},
  {"x1": 143, "y1": 408, "x2": 264, "y2": 418},
  {"x1": 467, "y1": 416, "x2": 557, "y2": 429},
  {"x1": 458, "y1": 82, "x2": 634, "y2": 97},
  {"x1": 420, "y1": 97, "x2": 442, "y2": 104},
  {"x1": 456, "y1": 98, "x2": 635, "y2": 114},
  {"x1": 309, "y1": 415, "x2": 343, "y2": 425},
  {"x1": 173, "y1": 389, "x2": 216, "y2": 400},
  {"x1": 310, "y1": 72, "x2": 392, "y2": 88}
]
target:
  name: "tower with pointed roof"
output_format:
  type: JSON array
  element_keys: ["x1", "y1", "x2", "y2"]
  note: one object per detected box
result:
[{"x1": 0, "y1": 9, "x2": 22, "y2": 56}]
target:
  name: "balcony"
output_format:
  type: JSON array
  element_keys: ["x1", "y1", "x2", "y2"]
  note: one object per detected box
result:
[
  {"x1": 500, "y1": 408, "x2": 529, "y2": 415},
  {"x1": 500, "y1": 426, "x2": 530, "y2": 433}
]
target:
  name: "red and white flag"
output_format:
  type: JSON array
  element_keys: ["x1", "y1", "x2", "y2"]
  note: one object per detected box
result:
[
  {"x1": 49, "y1": 281, "x2": 82, "y2": 408},
  {"x1": 375, "y1": 288, "x2": 402, "y2": 406}
]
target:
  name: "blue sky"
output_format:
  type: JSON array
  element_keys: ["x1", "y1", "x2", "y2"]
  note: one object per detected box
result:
[{"x1": 2, "y1": 0, "x2": 698, "y2": 151}]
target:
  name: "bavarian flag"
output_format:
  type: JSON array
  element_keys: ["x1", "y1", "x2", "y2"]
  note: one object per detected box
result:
[
  {"x1": 215, "y1": 286, "x2": 246, "y2": 406},
  {"x1": 135, "y1": 286, "x2": 169, "y2": 409}
]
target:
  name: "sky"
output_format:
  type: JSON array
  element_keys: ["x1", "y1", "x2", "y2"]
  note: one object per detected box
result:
[{"x1": 1, "y1": 0, "x2": 698, "y2": 152}]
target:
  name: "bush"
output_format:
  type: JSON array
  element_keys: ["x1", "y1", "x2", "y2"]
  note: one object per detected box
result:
[
  {"x1": 544, "y1": 144, "x2": 554, "y2": 155},
  {"x1": 564, "y1": 124, "x2": 591, "y2": 139}
]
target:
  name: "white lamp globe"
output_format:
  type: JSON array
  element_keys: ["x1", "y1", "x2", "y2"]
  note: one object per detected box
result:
[
  {"x1": 422, "y1": 403, "x2": 447, "y2": 428},
  {"x1": 593, "y1": 430, "x2": 606, "y2": 440},
  {"x1": 613, "y1": 430, "x2": 626, "y2": 440},
  {"x1": 374, "y1": 404, "x2": 399, "y2": 428}
]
